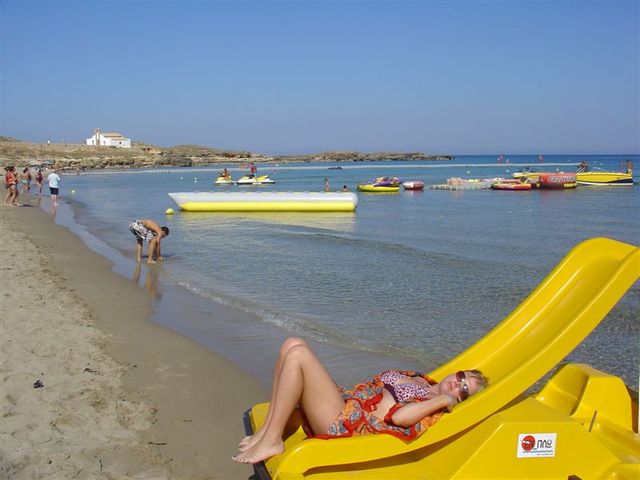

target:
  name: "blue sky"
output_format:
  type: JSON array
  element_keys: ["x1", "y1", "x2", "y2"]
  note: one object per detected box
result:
[{"x1": 2, "y1": 0, "x2": 638, "y2": 155}]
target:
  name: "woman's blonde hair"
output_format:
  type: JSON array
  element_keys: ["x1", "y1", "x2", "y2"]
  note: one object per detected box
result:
[{"x1": 467, "y1": 369, "x2": 489, "y2": 393}]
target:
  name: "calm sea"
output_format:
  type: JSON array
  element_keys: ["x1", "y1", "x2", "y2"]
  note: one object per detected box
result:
[{"x1": 48, "y1": 154, "x2": 639, "y2": 389}]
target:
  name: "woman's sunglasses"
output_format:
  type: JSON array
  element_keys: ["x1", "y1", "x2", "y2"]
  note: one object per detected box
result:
[{"x1": 456, "y1": 371, "x2": 470, "y2": 402}]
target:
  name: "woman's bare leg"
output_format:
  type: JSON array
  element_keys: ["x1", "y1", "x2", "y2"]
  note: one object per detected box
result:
[
  {"x1": 233, "y1": 341, "x2": 344, "y2": 464},
  {"x1": 239, "y1": 337, "x2": 308, "y2": 450}
]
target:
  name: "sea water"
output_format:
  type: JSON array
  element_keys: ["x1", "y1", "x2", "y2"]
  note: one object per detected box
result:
[{"x1": 51, "y1": 154, "x2": 639, "y2": 389}]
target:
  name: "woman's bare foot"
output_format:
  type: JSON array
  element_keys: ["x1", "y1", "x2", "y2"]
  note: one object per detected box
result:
[
  {"x1": 239, "y1": 434, "x2": 253, "y2": 448},
  {"x1": 239, "y1": 428, "x2": 265, "y2": 452},
  {"x1": 232, "y1": 438, "x2": 284, "y2": 464}
]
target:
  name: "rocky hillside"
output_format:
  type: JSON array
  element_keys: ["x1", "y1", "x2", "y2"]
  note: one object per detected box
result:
[
  {"x1": 0, "y1": 137, "x2": 453, "y2": 171},
  {"x1": 0, "y1": 139, "x2": 270, "y2": 170},
  {"x1": 274, "y1": 151, "x2": 453, "y2": 162}
]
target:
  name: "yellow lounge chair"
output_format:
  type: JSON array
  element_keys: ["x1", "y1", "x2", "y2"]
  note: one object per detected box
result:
[{"x1": 244, "y1": 237, "x2": 640, "y2": 479}]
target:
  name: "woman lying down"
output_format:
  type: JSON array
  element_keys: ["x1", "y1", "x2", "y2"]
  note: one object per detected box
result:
[{"x1": 233, "y1": 337, "x2": 488, "y2": 464}]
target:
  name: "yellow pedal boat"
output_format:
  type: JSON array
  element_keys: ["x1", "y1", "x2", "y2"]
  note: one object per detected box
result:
[
  {"x1": 244, "y1": 237, "x2": 640, "y2": 480},
  {"x1": 357, "y1": 177, "x2": 401, "y2": 192}
]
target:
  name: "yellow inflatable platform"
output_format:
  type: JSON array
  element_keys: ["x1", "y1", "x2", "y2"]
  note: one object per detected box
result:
[
  {"x1": 244, "y1": 237, "x2": 640, "y2": 480},
  {"x1": 167, "y1": 192, "x2": 358, "y2": 212}
]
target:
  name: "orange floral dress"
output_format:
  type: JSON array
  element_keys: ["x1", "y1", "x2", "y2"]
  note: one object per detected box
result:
[{"x1": 309, "y1": 370, "x2": 445, "y2": 441}]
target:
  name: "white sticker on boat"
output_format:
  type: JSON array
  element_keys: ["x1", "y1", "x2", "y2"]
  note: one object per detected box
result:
[{"x1": 517, "y1": 433, "x2": 557, "y2": 458}]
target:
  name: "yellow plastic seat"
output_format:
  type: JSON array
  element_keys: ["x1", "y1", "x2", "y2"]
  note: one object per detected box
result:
[{"x1": 244, "y1": 238, "x2": 640, "y2": 479}]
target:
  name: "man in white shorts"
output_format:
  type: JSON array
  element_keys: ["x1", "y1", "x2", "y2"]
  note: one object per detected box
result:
[{"x1": 128, "y1": 218, "x2": 169, "y2": 264}]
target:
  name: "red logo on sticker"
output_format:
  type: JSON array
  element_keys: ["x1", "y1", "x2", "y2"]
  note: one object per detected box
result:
[{"x1": 521, "y1": 435, "x2": 535, "y2": 451}]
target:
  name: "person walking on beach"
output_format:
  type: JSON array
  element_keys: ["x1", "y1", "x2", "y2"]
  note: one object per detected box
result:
[
  {"x1": 47, "y1": 168, "x2": 61, "y2": 206},
  {"x1": 129, "y1": 218, "x2": 170, "y2": 264},
  {"x1": 324, "y1": 178, "x2": 331, "y2": 192},
  {"x1": 35, "y1": 169, "x2": 44, "y2": 196},
  {"x1": 4, "y1": 166, "x2": 19, "y2": 206},
  {"x1": 20, "y1": 167, "x2": 32, "y2": 194}
]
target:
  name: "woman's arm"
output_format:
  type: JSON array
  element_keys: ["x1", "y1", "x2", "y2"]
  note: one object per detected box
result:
[{"x1": 387, "y1": 395, "x2": 454, "y2": 428}]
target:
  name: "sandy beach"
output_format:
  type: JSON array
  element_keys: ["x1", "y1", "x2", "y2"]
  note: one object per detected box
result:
[{"x1": 0, "y1": 200, "x2": 265, "y2": 479}]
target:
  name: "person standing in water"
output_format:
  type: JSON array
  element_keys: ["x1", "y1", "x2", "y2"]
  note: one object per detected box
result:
[
  {"x1": 128, "y1": 218, "x2": 170, "y2": 264},
  {"x1": 47, "y1": 169, "x2": 61, "y2": 206}
]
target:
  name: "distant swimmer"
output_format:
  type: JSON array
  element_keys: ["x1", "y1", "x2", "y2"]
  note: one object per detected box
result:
[
  {"x1": 129, "y1": 218, "x2": 170, "y2": 264},
  {"x1": 324, "y1": 178, "x2": 330, "y2": 192}
]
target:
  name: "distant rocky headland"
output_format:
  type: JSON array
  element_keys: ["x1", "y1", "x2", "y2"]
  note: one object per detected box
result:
[{"x1": 0, "y1": 136, "x2": 453, "y2": 171}]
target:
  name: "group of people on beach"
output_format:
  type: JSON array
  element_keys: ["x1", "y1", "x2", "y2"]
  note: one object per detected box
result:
[{"x1": 4, "y1": 165, "x2": 57, "y2": 207}]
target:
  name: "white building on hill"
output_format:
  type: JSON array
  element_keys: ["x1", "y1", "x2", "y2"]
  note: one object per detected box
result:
[{"x1": 86, "y1": 128, "x2": 131, "y2": 148}]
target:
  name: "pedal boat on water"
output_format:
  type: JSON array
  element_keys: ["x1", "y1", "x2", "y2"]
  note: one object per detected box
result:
[
  {"x1": 357, "y1": 177, "x2": 401, "y2": 192},
  {"x1": 236, "y1": 174, "x2": 276, "y2": 185},
  {"x1": 167, "y1": 191, "x2": 358, "y2": 212}
]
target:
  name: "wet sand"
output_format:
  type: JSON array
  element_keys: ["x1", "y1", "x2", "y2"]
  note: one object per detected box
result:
[{"x1": 0, "y1": 201, "x2": 265, "y2": 479}]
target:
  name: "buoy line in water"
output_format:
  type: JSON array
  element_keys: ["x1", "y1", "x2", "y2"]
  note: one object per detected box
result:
[{"x1": 79, "y1": 163, "x2": 580, "y2": 176}]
